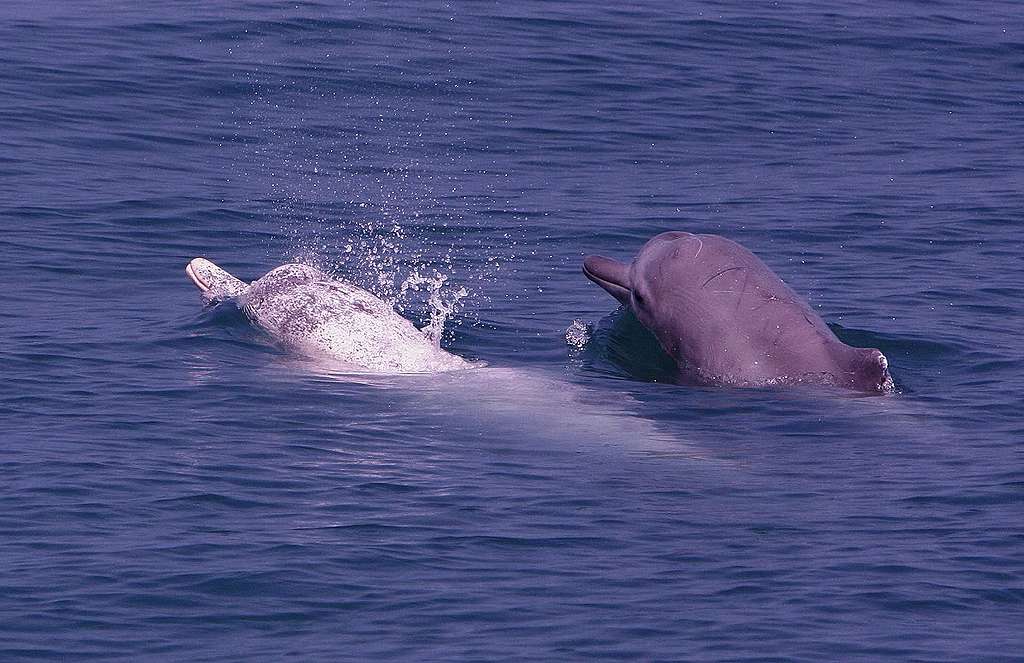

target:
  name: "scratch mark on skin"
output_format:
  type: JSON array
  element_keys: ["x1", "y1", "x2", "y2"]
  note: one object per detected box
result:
[
  {"x1": 750, "y1": 292, "x2": 784, "y2": 312},
  {"x1": 693, "y1": 237, "x2": 703, "y2": 259},
  {"x1": 735, "y1": 270, "x2": 751, "y2": 311},
  {"x1": 701, "y1": 265, "x2": 745, "y2": 289}
]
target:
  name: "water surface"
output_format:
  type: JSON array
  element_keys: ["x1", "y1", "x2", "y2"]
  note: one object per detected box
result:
[{"x1": 1, "y1": 1, "x2": 1022, "y2": 660}]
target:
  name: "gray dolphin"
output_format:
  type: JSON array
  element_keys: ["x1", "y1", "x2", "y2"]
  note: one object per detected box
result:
[
  {"x1": 583, "y1": 232, "x2": 893, "y2": 392},
  {"x1": 186, "y1": 258, "x2": 470, "y2": 374}
]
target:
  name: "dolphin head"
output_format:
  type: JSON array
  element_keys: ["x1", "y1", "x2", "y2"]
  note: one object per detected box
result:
[
  {"x1": 186, "y1": 258, "x2": 249, "y2": 302},
  {"x1": 584, "y1": 231, "x2": 764, "y2": 372},
  {"x1": 583, "y1": 231, "x2": 705, "y2": 325}
]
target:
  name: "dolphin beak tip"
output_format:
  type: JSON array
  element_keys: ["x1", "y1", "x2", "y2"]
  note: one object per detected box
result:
[
  {"x1": 581, "y1": 255, "x2": 632, "y2": 306},
  {"x1": 185, "y1": 258, "x2": 211, "y2": 292}
]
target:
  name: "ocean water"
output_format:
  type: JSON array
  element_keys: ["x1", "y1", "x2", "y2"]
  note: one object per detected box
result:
[{"x1": 2, "y1": 1, "x2": 1022, "y2": 660}]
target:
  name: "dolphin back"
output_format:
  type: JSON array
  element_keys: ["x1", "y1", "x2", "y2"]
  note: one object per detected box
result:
[
  {"x1": 241, "y1": 263, "x2": 470, "y2": 374},
  {"x1": 186, "y1": 258, "x2": 249, "y2": 302}
]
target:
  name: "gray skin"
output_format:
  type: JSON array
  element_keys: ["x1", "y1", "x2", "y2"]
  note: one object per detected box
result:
[{"x1": 583, "y1": 232, "x2": 893, "y2": 392}]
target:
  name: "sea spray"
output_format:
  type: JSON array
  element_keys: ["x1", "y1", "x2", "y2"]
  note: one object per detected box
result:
[
  {"x1": 398, "y1": 270, "x2": 469, "y2": 347},
  {"x1": 564, "y1": 319, "x2": 592, "y2": 351},
  {"x1": 237, "y1": 54, "x2": 518, "y2": 351}
]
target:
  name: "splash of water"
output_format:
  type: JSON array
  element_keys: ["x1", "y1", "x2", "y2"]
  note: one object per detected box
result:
[
  {"x1": 235, "y1": 43, "x2": 517, "y2": 351},
  {"x1": 565, "y1": 319, "x2": 592, "y2": 350},
  {"x1": 398, "y1": 270, "x2": 469, "y2": 346}
]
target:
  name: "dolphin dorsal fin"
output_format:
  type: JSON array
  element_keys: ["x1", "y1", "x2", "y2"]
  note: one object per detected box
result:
[{"x1": 186, "y1": 258, "x2": 249, "y2": 302}]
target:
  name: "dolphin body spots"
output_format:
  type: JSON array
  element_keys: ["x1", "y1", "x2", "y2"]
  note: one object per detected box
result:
[
  {"x1": 583, "y1": 232, "x2": 893, "y2": 392},
  {"x1": 186, "y1": 258, "x2": 470, "y2": 373}
]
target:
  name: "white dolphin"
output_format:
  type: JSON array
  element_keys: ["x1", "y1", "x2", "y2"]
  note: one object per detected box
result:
[{"x1": 185, "y1": 258, "x2": 471, "y2": 374}]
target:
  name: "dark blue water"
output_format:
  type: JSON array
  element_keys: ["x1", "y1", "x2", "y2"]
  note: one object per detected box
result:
[{"x1": 2, "y1": 2, "x2": 1022, "y2": 660}]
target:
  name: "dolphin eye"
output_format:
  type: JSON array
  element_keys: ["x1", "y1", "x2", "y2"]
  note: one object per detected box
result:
[{"x1": 632, "y1": 291, "x2": 646, "y2": 308}]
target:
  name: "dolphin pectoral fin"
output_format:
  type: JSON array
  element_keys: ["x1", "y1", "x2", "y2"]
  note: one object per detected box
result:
[{"x1": 583, "y1": 255, "x2": 632, "y2": 307}]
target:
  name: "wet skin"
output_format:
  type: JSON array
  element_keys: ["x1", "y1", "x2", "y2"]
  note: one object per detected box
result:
[{"x1": 583, "y1": 232, "x2": 892, "y2": 392}]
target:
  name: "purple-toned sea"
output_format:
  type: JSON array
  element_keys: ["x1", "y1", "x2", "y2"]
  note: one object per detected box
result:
[{"x1": 1, "y1": 2, "x2": 1021, "y2": 660}]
